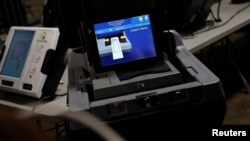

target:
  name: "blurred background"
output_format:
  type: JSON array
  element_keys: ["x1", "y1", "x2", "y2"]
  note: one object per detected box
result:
[{"x1": 1, "y1": 0, "x2": 250, "y2": 140}]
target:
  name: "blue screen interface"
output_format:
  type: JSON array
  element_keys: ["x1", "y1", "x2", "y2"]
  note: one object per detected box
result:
[
  {"x1": 94, "y1": 14, "x2": 157, "y2": 67},
  {"x1": 0, "y1": 30, "x2": 35, "y2": 78}
]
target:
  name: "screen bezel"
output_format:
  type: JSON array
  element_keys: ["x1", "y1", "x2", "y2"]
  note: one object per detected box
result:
[{"x1": 84, "y1": 10, "x2": 165, "y2": 73}]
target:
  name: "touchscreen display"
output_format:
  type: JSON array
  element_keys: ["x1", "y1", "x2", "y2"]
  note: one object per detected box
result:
[
  {"x1": 94, "y1": 14, "x2": 157, "y2": 67},
  {"x1": 0, "y1": 30, "x2": 34, "y2": 78}
]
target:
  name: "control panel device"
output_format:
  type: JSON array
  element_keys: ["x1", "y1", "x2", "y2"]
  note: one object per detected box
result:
[{"x1": 0, "y1": 26, "x2": 60, "y2": 98}]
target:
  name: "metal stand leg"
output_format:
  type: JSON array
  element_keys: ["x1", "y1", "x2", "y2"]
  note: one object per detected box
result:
[{"x1": 225, "y1": 37, "x2": 249, "y2": 94}]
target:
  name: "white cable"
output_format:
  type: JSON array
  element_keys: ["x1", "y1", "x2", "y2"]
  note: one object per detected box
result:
[{"x1": 18, "y1": 110, "x2": 126, "y2": 141}]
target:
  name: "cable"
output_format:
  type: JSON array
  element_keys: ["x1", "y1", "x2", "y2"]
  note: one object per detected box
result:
[
  {"x1": 24, "y1": 94, "x2": 126, "y2": 141},
  {"x1": 186, "y1": 3, "x2": 250, "y2": 36},
  {"x1": 61, "y1": 111, "x2": 126, "y2": 141},
  {"x1": 209, "y1": 0, "x2": 222, "y2": 23},
  {"x1": 17, "y1": 110, "x2": 126, "y2": 141},
  {"x1": 216, "y1": 0, "x2": 222, "y2": 22},
  {"x1": 30, "y1": 94, "x2": 68, "y2": 139},
  {"x1": 31, "y1": 94, "x2": 63, "y2": 112}
]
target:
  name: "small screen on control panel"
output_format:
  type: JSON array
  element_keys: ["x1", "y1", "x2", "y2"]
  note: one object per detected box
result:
[{"x1": 0, "y1": 30, "x2": 35, "y2": 78}]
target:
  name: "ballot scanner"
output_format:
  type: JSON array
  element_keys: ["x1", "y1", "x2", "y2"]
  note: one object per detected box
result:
[
  {"x1": 67, "y1": 30, "x2": 226, "y2": 139},
  {"x1": 65, "y1": 1, "x2": 226, "y2": 139}
]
